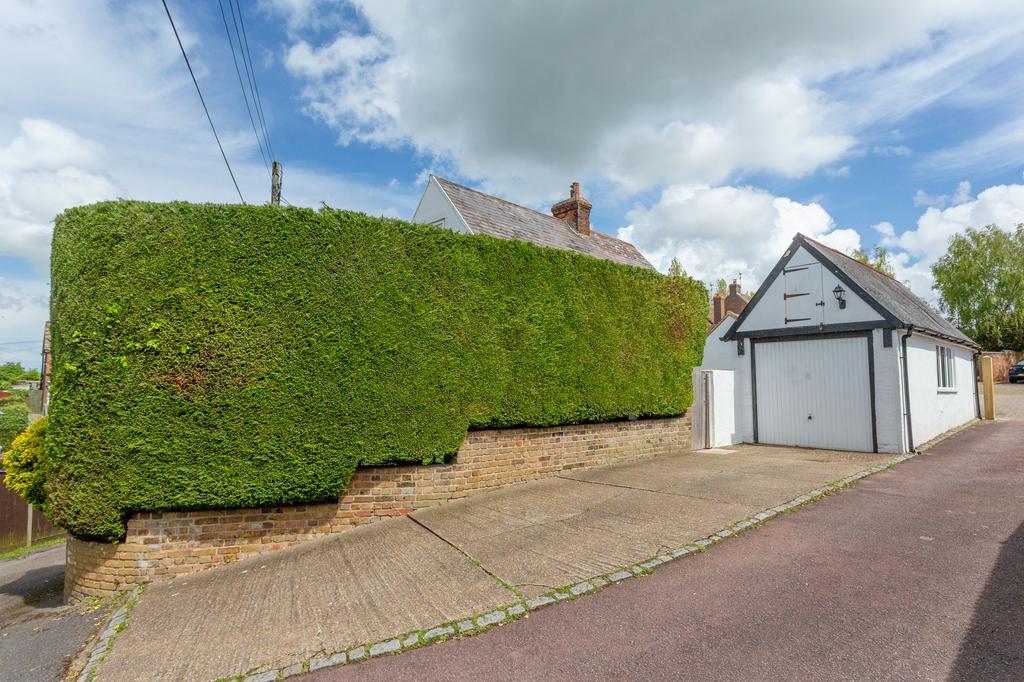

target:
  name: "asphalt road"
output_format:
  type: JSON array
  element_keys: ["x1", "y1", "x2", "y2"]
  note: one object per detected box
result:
[
  {"x1": 0, "y1": 544, "x2": 102, "y2": 681},
  {"x1": 311, "y1": 386, "x2": 1024, "y2": 681}
]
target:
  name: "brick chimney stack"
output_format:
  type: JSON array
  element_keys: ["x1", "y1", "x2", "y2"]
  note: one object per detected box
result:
[
  {"x1": 729, "y1": 279, "x2": 741, "y2": 296},
  {"x1": 551, "y1": 181, "x2": 592, "y2": 236},
  {"x1": 712, "y1": 293, "x2": 726, "y2": 324}
]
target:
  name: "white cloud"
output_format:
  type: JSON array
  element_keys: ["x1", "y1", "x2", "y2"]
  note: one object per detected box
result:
[
  {"x1": 273, "y1": 0, "x2": 1024, "y2": 203},
  {"x1": 285, "y1": 34, "x2": 385, "y2": 79},
  {"x1": 884, "y1": 183, "x2": 1024, "y2": 264},
  {"x1": 826, "y1": 165, "x2": 851, "y2": 178},
  {"x1": 617, "y1": 184, "x2": 857, "y2": 287},
  {"x1": 912, "y1": 180, "x2": 973, "y2": 208},
  {"x1": 873, "y1": 144, "x2": 912, "y2": 157},
  {"x1": 924, "y1": 117, "x2": 1024, "y2": 173},
  {"x1": 875, "y1": 183, "x2": 1024, "y2": 302},
  {"x1": 0, "y1": 120, "x2": 118, "y2": 269}
]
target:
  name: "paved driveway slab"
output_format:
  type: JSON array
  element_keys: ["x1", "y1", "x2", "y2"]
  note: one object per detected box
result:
[
  {"x1": 92, "y1": 442, "x2": 895, "y2": 681},
  {"x1": 98, "y1": 518, "x2": 514, "y2": 682},
  {"x1": 413, "y1": 447, "x2": 889, "y2": 597}
]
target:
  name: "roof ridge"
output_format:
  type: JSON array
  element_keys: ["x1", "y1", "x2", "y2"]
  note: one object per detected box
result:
[
  {"x1": 433, "y1": 175, "x2": 628, "y2": 245},
  {"x1": 801, "y1": 233, "x2": 898, "y2": 281}
]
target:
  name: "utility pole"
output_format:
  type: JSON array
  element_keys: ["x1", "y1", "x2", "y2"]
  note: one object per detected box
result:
[{"x1": 271, "y1": 161, "x2": 282, "y2": 206}]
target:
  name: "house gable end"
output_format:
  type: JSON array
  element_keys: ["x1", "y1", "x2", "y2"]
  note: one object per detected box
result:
[{"x1": 412, "y1": 176, "x2": 473, "y2": 234}]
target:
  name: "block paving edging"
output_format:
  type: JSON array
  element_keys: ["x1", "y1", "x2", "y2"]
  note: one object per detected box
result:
[{"x1": 76, "y1": 588, "x2": 141, "y2": 682}]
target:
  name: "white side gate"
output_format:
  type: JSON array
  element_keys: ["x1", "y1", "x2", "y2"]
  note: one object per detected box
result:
[{"x1": 691, "y1": 368, "x2": 736, "y2": 449}]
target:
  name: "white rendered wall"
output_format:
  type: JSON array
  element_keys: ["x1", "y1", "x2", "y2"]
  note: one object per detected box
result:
[
  {"x1": 733, "y1": 344, "x2": 755, "y2": 444},
  {"x1": 411, "y1": 178, "x2": 471, "y2": 233},
  {"x1": 701, "y1": 333, "x2": 736, "y2": 371},
  {"x1": 904, "y1": 334, "x2": 977, "y2": 446},
  {"x1": 871, "y1": 329, "x2": 906, "y2": 454}
]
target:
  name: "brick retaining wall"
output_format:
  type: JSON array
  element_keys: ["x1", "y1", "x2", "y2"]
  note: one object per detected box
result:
[{"x1": 66, "y1": 415, "x2": 689, "y2": 600}]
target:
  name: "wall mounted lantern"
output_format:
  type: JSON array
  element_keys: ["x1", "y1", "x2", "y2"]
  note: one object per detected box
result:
[{"x1": 833, "y1": 284, "x2": 847, "y2": 309}]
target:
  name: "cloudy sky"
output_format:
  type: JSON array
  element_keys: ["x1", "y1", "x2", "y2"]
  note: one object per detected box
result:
[{"x1": 3, "y1": 1, "x2": 1024, "y2": 368}]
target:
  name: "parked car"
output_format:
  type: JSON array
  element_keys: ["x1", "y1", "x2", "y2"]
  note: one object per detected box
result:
[{"x1": 1009, "y1": 361, "x2": 1024, "y2": 383}]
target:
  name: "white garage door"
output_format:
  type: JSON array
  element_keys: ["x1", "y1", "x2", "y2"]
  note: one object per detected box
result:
[{"x1": 754, "y1": 336, "x2": 874, "y2": 452}]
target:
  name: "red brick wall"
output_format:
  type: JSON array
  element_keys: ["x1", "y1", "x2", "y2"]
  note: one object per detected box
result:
[{"x1": 65, "y1": 415, "x2": 689, "y2": 600}]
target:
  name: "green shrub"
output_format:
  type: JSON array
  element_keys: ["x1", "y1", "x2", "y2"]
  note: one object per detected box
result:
[
  {"x1": 49, "y1": 202, "x2": 707, "y2": 540},
  {"x1": 2, "y1": 417, "x2": 49, "y2": 514},
  {"x1": 0, "y1": 402, "x2": 29, "y2": 451}
]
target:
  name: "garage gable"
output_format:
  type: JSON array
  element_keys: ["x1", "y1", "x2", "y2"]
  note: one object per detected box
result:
[{"x1": 725, "y1": 240, "x2": 892, "y2": 339}]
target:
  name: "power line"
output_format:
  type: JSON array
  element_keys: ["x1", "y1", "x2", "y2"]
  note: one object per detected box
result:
[
  {"x1": 234, "y1": 0, "x2": 275, "y2": 161},
  {"x1": 230, "y1": 0, "x2": 275, "y2": 162},
  {"x1": 226, "y1": 0, "x2": 271, "y2": 162},
  {"x1": 218, "y1": 0, "x2": 270, "y2": 175},
  {"x1": 161, "y1": 0, "x2": 246, "y2": 204},
  {"x1": 0, "y1": 340, "x2": 41, "y2": 347}
]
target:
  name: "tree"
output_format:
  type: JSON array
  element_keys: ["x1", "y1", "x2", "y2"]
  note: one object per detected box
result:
[
  {"x1": 1, "y1": 417, "x2": 49, "y2": 515},
  {"x1": 0, "y1": 362, "x2": 38, "y2": 389},
  {"x1": 667, "y1": 257, "x2": 685, "y2": 278},
  {"x1": 715, "y1": 278, "x2": 728, "y2": 296},
  {"x1": 851, "y1": 245, "x2": 896, "y2": 277},
  {"x1": 0, "y1": 403, "x2": 30, "y2": 451},
  {"x1": 931, "y1": 224, "x2": 1024, "y2": 351}
]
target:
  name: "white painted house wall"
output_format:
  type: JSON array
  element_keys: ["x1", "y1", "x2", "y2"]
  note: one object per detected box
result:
[
  {"x1": 903, "y1": 334, "x2": 977, "y2": 446},
  {"x1": 412, "y1": 177, "x2": 471, "y2": 233},
  {"x1": 701, "y1": 330, "x2": 736, "y2": 371}
]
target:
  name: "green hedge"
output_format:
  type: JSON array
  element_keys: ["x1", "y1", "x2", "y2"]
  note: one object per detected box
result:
[{"x1": 48, "y1": 202, "x2": 707, "y2": 540}]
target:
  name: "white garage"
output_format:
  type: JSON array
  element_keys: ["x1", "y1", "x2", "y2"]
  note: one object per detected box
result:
[{"x1": 698, "y1": 233, "x2": 980, "y2": 454}]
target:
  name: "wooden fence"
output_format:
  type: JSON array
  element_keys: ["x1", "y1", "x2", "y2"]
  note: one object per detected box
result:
[{"x1": 0, "y1": 470, "x2": 64, "y2": 552}]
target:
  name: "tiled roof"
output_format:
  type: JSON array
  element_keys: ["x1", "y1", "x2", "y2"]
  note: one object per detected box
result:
[
  {"x1": 802, "y1": 235, "x2": 977, "y2": 347},
  {"x1": 434, "y1": 176, "x2": 653, "y2": 269}
]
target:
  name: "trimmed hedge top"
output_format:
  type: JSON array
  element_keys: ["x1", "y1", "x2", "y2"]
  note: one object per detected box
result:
[{"x1": 48, "y1": 202, "x2": 707, "y2": 540}]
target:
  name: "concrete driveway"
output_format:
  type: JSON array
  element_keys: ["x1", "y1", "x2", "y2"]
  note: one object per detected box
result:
[
  {"x1": 310, "y1": 383, "x2": 1024, "y2": 681},
  {"x1": 0, "y1": 543, "x2": 105, "y2": 681},
  {"x1": 92, "y1": 442, "x2": 891, "y2": 681}
]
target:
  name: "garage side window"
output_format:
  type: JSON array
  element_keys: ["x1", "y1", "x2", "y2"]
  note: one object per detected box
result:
[{"x1": 936, "y1": 345, "x2": 956, "y2": 390}]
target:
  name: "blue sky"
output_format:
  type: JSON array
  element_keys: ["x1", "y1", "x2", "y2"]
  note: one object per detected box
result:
[{"x1": 3, "y1": 1, "x2": 1024, "y2": 368}]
